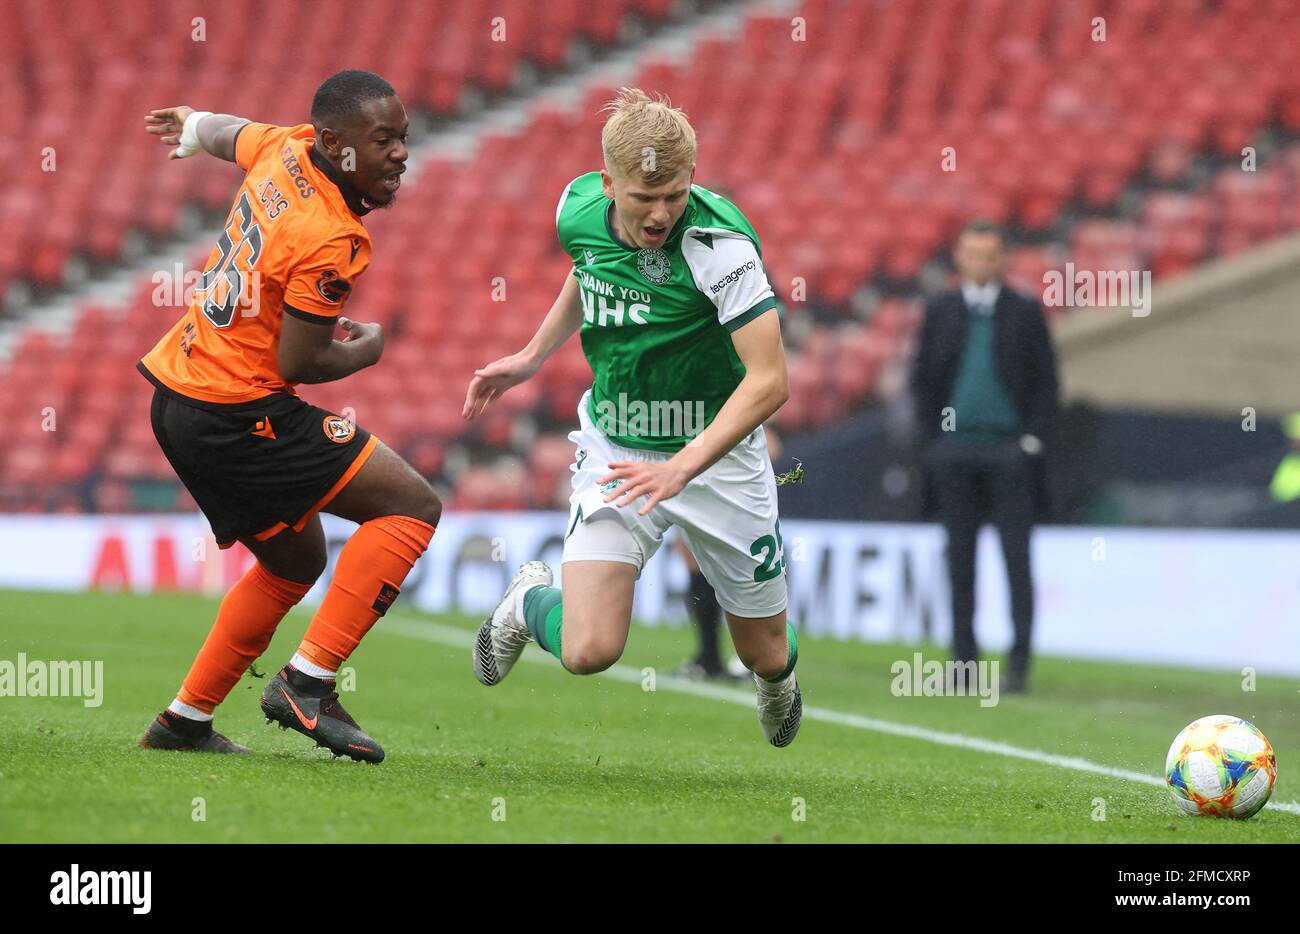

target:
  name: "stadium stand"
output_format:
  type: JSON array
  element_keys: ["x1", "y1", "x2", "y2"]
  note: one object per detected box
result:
[
  {"x1": 0, "y1": 0, "x2": 676, "y2": 309},
  {"x1": 3, "y1": 0, "x2": 1300, "y2": 514}
]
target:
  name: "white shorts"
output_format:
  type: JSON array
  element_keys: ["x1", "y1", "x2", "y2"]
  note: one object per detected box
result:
[{"x1": 561, "y1": 389, "x2": 788, "y2": 618}]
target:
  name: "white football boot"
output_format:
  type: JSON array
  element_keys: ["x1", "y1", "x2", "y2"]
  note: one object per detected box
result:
[
  {"x1": 754, "y1": 672, "x2": 802, "y2": 747},
  {"x1": 473, "y1": 561, "x2": 553, "y2": 686}
]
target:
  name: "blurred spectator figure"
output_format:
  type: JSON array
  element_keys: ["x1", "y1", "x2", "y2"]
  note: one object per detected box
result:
[
  {"x1": 1269, "y1": 412, "x2": 1300, "y2": 503},
  {"x1": 672, "y1": 425, "x2": 783, "y2": 681},
  {"x1": 668, "y1": 536, "x2": 736, "y2": 680},
  {"x1": 910, "y1": 222, "x2": 1058, "y2": 692}
]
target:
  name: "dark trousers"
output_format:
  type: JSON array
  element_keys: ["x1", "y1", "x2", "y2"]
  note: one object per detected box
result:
[
  {"x1": 925, "y1": 436, "x2": 1035, "y2": 675},
  {"x1": 688, "y1": 570, "x2": 723, "y2": 671}
]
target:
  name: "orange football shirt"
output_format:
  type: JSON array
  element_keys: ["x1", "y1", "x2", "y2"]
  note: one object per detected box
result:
[{"x1": 140, "y1": 123, "x2": 372, "y2": 404}]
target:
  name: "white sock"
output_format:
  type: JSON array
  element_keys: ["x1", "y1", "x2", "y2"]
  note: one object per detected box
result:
[
  {"x1": 290, "y1": 653, "x2": 337, "y2": 680},
  {"x1": 514, "y1": 583, "x2": 542, "y2": 624},
  {"x1": 167, "y1": 699, "x2": 213, "y2": 722},
  {"x1": 756, "y1": 670, "x2": 793, "y2": 689}
]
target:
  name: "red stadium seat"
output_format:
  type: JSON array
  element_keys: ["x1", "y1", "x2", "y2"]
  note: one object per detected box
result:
[{"x1": 4, "y1": 0, "x2": 1299, "y2": 509}]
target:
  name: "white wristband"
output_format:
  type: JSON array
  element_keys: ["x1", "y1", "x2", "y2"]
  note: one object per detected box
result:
[{"x1": 175, "y1": 110, "x2": 213, "y2": 158}]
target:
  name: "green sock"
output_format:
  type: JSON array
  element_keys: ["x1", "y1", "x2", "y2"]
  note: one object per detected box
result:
[
  {"x1": 523, "y1": 585, "x2": 564, "y2": 660},
  {"x1": 762, "y1": 622, "x2": 799, "y2": 682}
]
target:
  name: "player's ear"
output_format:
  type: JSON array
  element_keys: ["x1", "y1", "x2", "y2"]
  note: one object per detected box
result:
[
  {"x1": 599, "y1": 169, "x2": 615, "y2": 200},
  {"x1": 317, "y1": 126, "x2": 341, "y2": 159}
]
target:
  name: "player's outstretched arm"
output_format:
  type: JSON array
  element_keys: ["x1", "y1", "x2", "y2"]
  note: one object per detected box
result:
[
  {"x1": 462, "y1": 272, "x2": 583, "y2": 420},
  {"x1": 601, "y1": 310, "x2": 788, "y2": 515},
  {"x1": 145, "y1": 106, "x2": 249, "y2": 162}
]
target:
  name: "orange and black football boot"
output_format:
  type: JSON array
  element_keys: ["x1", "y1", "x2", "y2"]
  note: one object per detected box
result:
[
  {"x1": 260, "y1": 666, "x2": 384, "y2": 763},
  {"x1": 140, "y1": 709, "x2": 251, "y2": 754}
]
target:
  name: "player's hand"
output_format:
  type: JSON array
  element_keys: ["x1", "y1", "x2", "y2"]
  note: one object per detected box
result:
[
  {"x1": 462, "y1": 352, "x2": 540, "y2": 420},
  {"x1": 145, "y1": 107, "x2": 197, "y2": 159},
  {"x1": 338, "y1": 317, "x2": 384, "y2": 365},
  {"x1": 599, "y1": 460, "x2": 690, "y2": 516}
]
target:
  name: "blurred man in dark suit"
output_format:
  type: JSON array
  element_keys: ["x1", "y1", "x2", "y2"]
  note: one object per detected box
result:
[{"x1": 910, "y1": 221, "x2": 1058, "y2": 692}]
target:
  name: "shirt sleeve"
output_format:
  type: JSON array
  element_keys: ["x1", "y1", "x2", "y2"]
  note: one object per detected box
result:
[
  {"x1": 555, "y1": 175, "x2": 582, "y2": 256},
  {"x1": 234, "y1": 122, "x2": 288, "y2": 171},
  {"x1": 681, "y1": 231, "x2": 779, "y2": 331},
  {"x1": 283, "y1": 234, "x2": 370, "y2": 322}
]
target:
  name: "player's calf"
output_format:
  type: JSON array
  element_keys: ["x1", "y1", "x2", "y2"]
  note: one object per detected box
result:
[
  {"x1": 551, "y1": 555, "x2": 636, "y2": 674},
  {"x1": 474, "y1": 558, "x2": 634, "y2": 681},
  {"x1": 275, "y1": 443, "x2": 437, "y2": 717},
  {"x1": 142, "y1": 558, "x2": 316, "y2": 758},
  {"x1": 730, "y1": 612, "x2": 802, "y2": 748}
]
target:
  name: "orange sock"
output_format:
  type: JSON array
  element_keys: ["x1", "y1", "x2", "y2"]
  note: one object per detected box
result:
[
  {"x1": 296, "y1": 515, "x2": 435, "y2": 671},
  {"x1": 177, "y1": 563, "x2": 313, "y2": 714}
]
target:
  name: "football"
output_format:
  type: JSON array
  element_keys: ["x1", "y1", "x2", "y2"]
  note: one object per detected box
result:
[{"x1": 1165, "y1": 715, "x2": 1277, "y2": 819}]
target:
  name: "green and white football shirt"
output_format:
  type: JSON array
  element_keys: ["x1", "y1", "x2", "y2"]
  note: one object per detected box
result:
[{"x1": 555, "y1": 171, "x2": 779, "y2": 452}]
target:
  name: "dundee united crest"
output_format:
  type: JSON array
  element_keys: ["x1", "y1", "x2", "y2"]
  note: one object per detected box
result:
[
  {"x1": 315, "y1": 269, "x2": 352, "y2": 303},
  {"x1": 636, "y1": 249, "x2": 671, "y2": 284},
  {"x1": 322, "y1": 415, "x2": 356, "y2": 444}
]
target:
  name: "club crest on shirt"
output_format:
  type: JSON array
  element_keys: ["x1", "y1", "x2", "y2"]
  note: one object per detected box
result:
[
  {"x1": 636, "y1": 249, "x2": 671, "y2": 284},
  {"x1": 322, "y1": 415, "x2": 356, "y2": 444},
  {"x1": 315, "y1": 269, "x2": 352, "y2": 303}
]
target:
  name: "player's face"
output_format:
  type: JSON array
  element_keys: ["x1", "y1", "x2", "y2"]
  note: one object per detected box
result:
[
  {"x1": 332, "y1": 96, "x2": 410, "y2": 207},
  {"x1": 601, "y1": 167, "x2": 694, "y2": 249},
  {"x1": 955, "y1": 231, "x2": 1004, "y2": 285}
]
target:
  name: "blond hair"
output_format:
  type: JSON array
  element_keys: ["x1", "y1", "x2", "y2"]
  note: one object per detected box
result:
[{"x1": 600, "y1": 88, "x2": 696, "y2": 186}]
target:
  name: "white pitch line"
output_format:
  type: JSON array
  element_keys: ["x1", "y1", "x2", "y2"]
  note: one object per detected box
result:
[{"x1": 379, "y1": 614, "x2": 1300, "y2": 817}]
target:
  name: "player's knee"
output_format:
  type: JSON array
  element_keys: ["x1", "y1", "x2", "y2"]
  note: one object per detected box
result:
[
  {"x1": 736, "y1": 637, "x2": 788, "y2": 680},
  {"x1": 262, "y1": 551, "x2": 325, "y2": 586},
  {"x1": 303, "y1": 550, "x2": 328, "y2": 582},
  {"x1": 748, "y1": 656, "x2": 787, "y2": 681},
  {"x1": 418, "y1": 487, "x2": 443, "y2": 528},
  {"x1": 563, "y1": 653, "x2": 619, "y2": 675},
  {"x1": 562, "y1": 636, "x2": 622, "y2": 675},
  {"x1": 402, "y1": 483, "x2": 442, "y2": 528}
]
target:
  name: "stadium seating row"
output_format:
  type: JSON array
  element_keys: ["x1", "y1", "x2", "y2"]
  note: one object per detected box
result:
[
  {"x1": 2, "y1": 0, "x2": 1298, "y2": 512},
  {"x1": 0, "y1": 0, "x2": 674, "y2": 305}
]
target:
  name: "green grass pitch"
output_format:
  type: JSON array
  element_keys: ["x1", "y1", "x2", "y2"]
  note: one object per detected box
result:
[{"x1": 0, "y1": 587, "x2": 1296, "y2": 842}]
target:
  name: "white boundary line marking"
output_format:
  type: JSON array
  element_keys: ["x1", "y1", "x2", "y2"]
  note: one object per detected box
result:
[{"x1": 380, "y1": 614, "x2": 1300, "y2": 818}]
